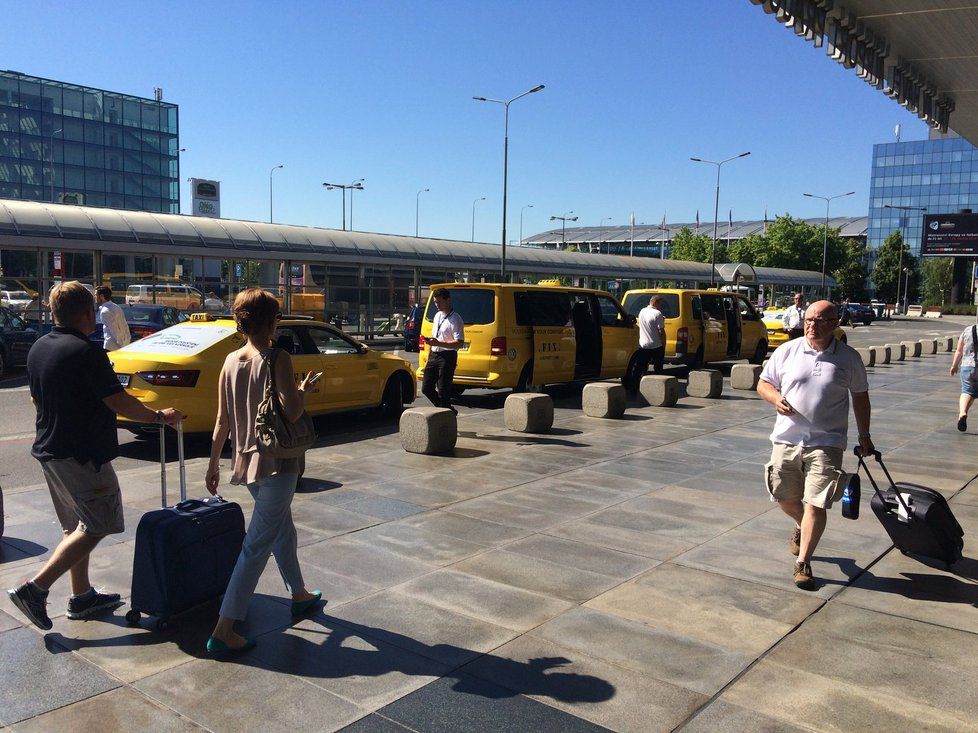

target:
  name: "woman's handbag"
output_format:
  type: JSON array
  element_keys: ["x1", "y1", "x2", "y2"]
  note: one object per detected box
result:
[{"x1": 255, "y1": 348, "x2": 316, "y2": 458}]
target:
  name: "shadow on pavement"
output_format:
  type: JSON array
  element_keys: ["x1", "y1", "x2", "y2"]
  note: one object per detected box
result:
[
  {"x1": 0, "y1": 536, "x2": 47, "y2": 563},
  {"x1": 458, "y1": 430, "x2": 587, "y2": 448}
]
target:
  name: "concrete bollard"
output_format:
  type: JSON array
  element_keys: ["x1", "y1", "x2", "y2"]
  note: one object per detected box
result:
[
  {"x1": 504, "y1": 393, "x2": 554, "y2": 433},
  {"x1": 639, "y1": 375, "x2": 680, "y2": 407},
  {"x1": 400, "y1": 407, "x2": 457, "y2": 454},
  {"x1": 887, "y1": 343, "x2": 906, "y2": 361},
  {"x1": 920, "y1": 339, "x2": 937, "y2": 355},
  {"x1": 873, "y1": 345, "x2": 891, "y2": 365},
  {"x1": 902, "y1": 340, "x2": 921, "y2": 358},
  {"x1": 583, "y1": 382, "x2": 626, "y2": 418},
  {"x1": 856, "y1": 348, "x2": 874, "y2": 367},
  {"x1": 687, "y1": 369, "x2": 723, "y2": 398},
  {"x1": 944, "y1": 336, "x2": 955, "y2": 353},
  {"x1": 730, "y1": 364, "x2": 763, "y2": 391}
]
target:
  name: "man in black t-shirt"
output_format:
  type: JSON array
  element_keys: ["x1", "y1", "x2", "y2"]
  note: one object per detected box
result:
[{"x1": 6, "y1": 282, "x2": 182, "y2": 631}]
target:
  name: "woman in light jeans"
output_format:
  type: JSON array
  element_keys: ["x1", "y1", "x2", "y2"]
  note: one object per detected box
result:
[
  {"x1": 950, "y1": 321, "x2": 978, "y2": 432},
  {"x1": 204, "y1": 288, "x2": 322, "y2": 655}
]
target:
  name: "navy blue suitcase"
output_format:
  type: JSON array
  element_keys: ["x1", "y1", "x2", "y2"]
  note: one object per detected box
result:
[{"x1": 125, "y1": 424, "x2": 245, "y2": 631}]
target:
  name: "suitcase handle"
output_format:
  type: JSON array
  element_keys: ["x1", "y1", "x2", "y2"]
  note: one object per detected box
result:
[
  {"x1": 159, "y1": 420, "x2": 187, "y2": 509},
  {"x1": 853, "y1": 447, "x2": 913, "y2": 518}
]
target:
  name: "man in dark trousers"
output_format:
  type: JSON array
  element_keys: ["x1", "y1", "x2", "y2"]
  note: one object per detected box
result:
[
  {"x1": 782, "y1": 292, "x2": 806, "y2": 340},
  {"x1": 6, "y1": 281, "x2": 182, "y2": 630},
  {"x1": 636, "y1": 294, "x2": 667, "y2": 376},
  {"x1": 421, "y1": 288, "x2": 464, "y2": 414}
]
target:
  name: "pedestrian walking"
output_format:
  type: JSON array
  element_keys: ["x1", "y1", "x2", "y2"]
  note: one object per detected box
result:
[
  {"x1": 421, "y1": 288, "x2": 464, "y2": 413},
  {"x1": 636, "y1": 294, "x2": 667, "y2": 376},
  {"x1": 782, "y1": 292, "x2": 806, "y2": 339},
  {"x1": 757, "y1": 300, "x2": 873, "y2": 590},
  {"x1": 949, "y1": 320, "x2": 978, "y2": 432},
  {"x1": 6, "y1": 281, "x2": 182, "y2": 630},
  {"x1": 95, "y1": 286, "x2": 130, "y2": 351},
  {"x1": 204, "y1": 287, "x2": 321, "y2": 655}
]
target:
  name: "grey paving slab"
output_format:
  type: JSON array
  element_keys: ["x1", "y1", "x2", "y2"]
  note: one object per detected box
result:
[
  {"x1": 0, "y1": 608, "x2": 22, "y2": 633},
  {"x1": 499, "y1": 535, "x2": 659, "y2": 579},
  {"x1": 586, "y1": 563, "x2": 822, "y2": 656},
  {"x1": 582, "y1": 504, "x2": 729, "y2": 545},
  {"x1": 378, "y1": 673, "x2": 612, "y2": 733},
  {"x1": 328, "y1": 590, "x2": 519, "y2": 667},
  {"x1": 448, "y1": 495, "x2": 581, "y2": 531},
  {"x1": 351, "y1": 522, "x2": 491, "y2": 565},
  {"x1": 135, "y1": 655, "x2": 364, "y2": 733},
  {"x1": 338, "y1": 714, "x2": 414, "y2": 732},
  {"x1": 395, "y1": 568, "x2": 573, "y2": 632},
  {"x1": 246, "y1": 616, "x2": 450, "y2": 711},
  {"x1": 338, "y1": 495, "x2": 427, "y2": 521},
  {"x1": 290, "y1": 500, "x2": 381, "y2": 537},
  {"x1": 399, "y1": 511, "x2": 530, "y2": 546},
  {"x1": 532, "y1": 607, "x2": 752, "y2": 697},
  {"x1": 256, "y1": 556, "x2": 378, "y2": 610},
  {"x1": 681, "y1": 699, "x2": 818, "y2": 733},
  {"x1": 461, "y1": 634, "x2": 706, "y2": 733},
  {"x1": 298, "y1": 536, "x2": 437, "y2": 590},
  {"x1": 544, "y1": 517, "x2": 695, "y2": 561},
  {"x1": 0, "y1": 627, "x2": 119, "y2": 726},
  {"x1": 9, "y1": 687, "x2": 201, "y2": 732}
]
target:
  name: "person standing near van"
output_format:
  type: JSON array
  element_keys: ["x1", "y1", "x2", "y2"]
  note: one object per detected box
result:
[
  {"x1": 637, "y1": 295, "x2": 667, "y2": 375},
  {"x1": 422, "y1": 288, "x2": 464, "y2": 413},
  {"x1": 782, "y1": 293, "x2": 805, "y2": 339},
  {"x1": 95, "y1": 287, "x2": 130, "y2": 351}
]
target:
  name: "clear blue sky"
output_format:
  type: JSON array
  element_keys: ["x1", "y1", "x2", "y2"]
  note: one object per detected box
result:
[{"x1": 5, "y1": 0, "x2": 929, "y2": 242}]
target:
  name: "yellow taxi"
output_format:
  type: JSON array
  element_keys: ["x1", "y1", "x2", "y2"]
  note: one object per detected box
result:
[
  {"x1": 109, "y1": 314, "x2": 416, "y2": 435},
  {"x1": 418, "y1": 283, "x2": 643, "y2": 392},
  {"x1": 762, "y1": 309, "x2": 847, "y2": 350},
  {"x1": 621, "y1": 288, "x2": 768, "y2": 368}
]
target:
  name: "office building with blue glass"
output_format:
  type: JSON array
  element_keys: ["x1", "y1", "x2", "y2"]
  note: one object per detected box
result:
[
  {"x1": 868, "y1": 130, "x2": 978, "y2": 257},
  {"x1": 0, "y1": 70, "x2": 179, "y2": 213}
]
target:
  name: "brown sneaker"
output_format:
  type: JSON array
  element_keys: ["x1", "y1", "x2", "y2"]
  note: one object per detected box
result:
[
  {"x1": 790, "y1": 526, "x2": 802, "y2": 556},
  {"x1": 793, "y1": 561, "x2": 815, "y2": 590}
]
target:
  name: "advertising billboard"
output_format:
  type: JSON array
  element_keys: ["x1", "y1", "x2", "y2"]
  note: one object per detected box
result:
[
  {"x1": 921, "y1": 213, "x2": 978, "y2": 256},
  {"x1": 191, "y1": 178, "x2": 221, "y2": 218}
]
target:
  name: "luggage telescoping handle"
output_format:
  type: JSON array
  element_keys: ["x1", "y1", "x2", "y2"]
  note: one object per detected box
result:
[
  {"x1": 853, "y1": 446, "x2": 912, "y2": 517},
  {"x1": 159, "y1": 419, "x2": 187, "y2": 508}
]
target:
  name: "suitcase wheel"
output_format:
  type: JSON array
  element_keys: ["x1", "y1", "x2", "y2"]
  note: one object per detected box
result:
[
  {"x1": 155, "y1": 618, "x2": 170, "y2": 633},
  {"x1": 125, "y1": 609, "x2": 141, "y2": 626}
]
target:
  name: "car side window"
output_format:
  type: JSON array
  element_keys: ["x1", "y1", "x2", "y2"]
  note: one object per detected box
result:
[
  {"x1": 163, "y1": 308, "x2": 177, "y2": 326},
  {"x1": 303, "y1": 326, "x2": 360, "y2": 355},
  {"x1": 273, "y1": 326, "x2": 306, "y2": 355},
  {"x1": 596, "y1": 295, "x2": 628, "y2": 327},
  {"x1": 738, "y1": 297, "x2": 759, "y2": 321}
]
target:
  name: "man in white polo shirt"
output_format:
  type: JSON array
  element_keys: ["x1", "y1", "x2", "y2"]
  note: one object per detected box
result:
[
  {"x1": 422, "y1": 288, "x2": 464, "y2": 414},
  {"x1": 636, "y1": 294, "x2": 667, "y2": 377},
  {"x1": 757, "y1": 300, "x2": 873, "y2": 590}
]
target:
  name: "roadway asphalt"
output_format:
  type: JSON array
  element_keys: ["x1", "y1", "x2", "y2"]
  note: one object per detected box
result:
[{"x1": 0, "y1": 316, "x2": 969, "y2": 493}]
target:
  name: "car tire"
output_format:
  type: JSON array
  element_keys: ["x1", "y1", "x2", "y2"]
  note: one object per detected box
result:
[
  {"x1": 687, "y1": 346, "x2": 704, "y2": 371},
  {"x1": 513, "y1": 362, "x2": 533, "y2": 393},
  {"x1": 621, "y1": 352, "x2": 644, "y2": 393},
  {"x1": 749, "y1": 341, "x2": 767, "y2": 365},
  {"x1": 381, "y1": 374, "x2": 406, "y2": 417}
]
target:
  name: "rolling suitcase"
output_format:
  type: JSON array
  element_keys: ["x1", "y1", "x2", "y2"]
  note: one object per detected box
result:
[
  {"x1": 126, "y1": 422, "x2": 246, "y2": 631},
  {"x1": 855, "y1": 449, "x2": 964, "y2": 568}
]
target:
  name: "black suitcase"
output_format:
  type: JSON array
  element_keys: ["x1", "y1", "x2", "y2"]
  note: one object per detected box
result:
[
  {"x1": 856, "y1": 449, "x2": 964, "y2": 568},
  {"x1": 125, "y1": 423, "x2": 245, "y2": 631}
]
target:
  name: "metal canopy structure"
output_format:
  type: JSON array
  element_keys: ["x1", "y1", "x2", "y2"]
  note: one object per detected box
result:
[{"x1": 0, "y1": 199, "x2": 836, "y2": 286}]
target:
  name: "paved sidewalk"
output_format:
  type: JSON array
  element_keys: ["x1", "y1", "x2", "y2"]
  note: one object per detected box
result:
[{"x1": 2, "y1": 339, "x2": 977, "y2": 731}]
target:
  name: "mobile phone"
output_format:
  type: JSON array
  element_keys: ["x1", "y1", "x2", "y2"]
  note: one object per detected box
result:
[{"x1": 306, "y1": 371, "x2": 323, "y2": 386}]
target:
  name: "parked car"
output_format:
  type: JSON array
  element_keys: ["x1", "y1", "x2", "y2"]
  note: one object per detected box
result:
[
  {"x1": 762, "y1": 309, "x2": 847, "y2": 350},
  {"x1": 0, "y1": 289, "x2": 33, "y2": 313},
  {"x1": 125, "y1": 283, "x2": 204, "y2": 312},
  {"x1": 0, "y1": 305, "x2": 39, "y2": 379},
  {"x1": 89, "y1": 304, "x2": 189, "y2": 346},
  {"x1": 847, "y1": 303, "x2": 876, "y2": 326},
  {"x1": 403, "y1": 304, "x2": 423, "y2": 351}
]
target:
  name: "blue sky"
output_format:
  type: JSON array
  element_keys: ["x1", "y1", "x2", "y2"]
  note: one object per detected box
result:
[{"x1": 5, "y1": 0, "x2": 930, "y2": 241}]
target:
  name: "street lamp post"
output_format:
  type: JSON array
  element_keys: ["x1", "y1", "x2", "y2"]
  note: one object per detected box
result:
[
  {"x1": 471, "y1": 197, "x2": 486, "y2": 242},
  {"x1": 323, "y1": 181, "x2": 364, "y2": 231},
  {"x1": 550, "y1": 212, "x2": 578, "y2": 250},
  {"x1": 690, "y1": 151, "x2": 750, "y2": 286},
  {"x1": 903, "y1": 267, "x2": 911, "y2": 312},
  {"x1": 49, "y1": 128, "x2": 62, "y2": 203},
  {"x1": 803, "y1": 190, "x2": 855, "y2": 297},
  {"x1": 348, "y1": 178, "x2": 365, "y2": 231},
  {"x1": 519, "y1": 204, "x2": 533, "y2": 247},
  {"x1": 473, "y1": 84, "x2": 545, "y2": 279},
  {"x1": 884, "y1": 204, "x2": 926, "y2": 315},
  {"x1": 416, "y1": 188, "x2": 430, "y2": 237},
  {"x1": 269, "y1": 164, "x2": 284, "y2": 223},
  {"x1": 175, "y1": 147, "x2": 186, "y2": 213}
]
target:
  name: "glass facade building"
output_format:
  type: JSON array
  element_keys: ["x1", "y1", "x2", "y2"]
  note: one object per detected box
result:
[
  {"x1": 0, "y1": 71, "x2": 179, "y2": 213},
  {"x1": 868, "y1": 131, "x2": 978, "y2": 257}
]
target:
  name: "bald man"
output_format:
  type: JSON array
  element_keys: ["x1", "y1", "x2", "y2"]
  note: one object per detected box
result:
[{"x1": 757, "y1": 300, "x2": 873, "y2": 590}]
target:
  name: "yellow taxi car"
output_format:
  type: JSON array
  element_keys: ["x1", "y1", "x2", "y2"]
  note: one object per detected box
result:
[
  {"x1": 762, "y1": 309, "x2": 847, "y2": 350},
  {"x1": 109, "y1": 314, "x2": 416, "y2": 435}
]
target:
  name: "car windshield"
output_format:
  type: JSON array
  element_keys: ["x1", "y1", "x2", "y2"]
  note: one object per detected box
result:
[
  {"x1": 119, "y1": 306, "x2": 161, "y2": 323},
  {"x1": 622, "y1": 292, "x2": 679, "y2": 318},
  {"x1": 4, "y1": 291, "x2": 29, "y2": 299},
  {"x1": 118, "y1": 324, "x2": 236, "y2": 355},
  {"x1": 424, "y1": 288, "x2": 495, "y2": 325}
]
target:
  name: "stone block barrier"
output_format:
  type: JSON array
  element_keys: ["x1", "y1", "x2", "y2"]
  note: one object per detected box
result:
[
  {"x1": 856, "y1": 348, "x2": 874, "y2": 367},
  {"x1": 873, "y1": 345, "x2": 891, "y2": 365},
  {"x1": 504, "y1": 393, "x2": 554, "y2": 433},
  {"x1": 902, "y1": 340, "x2": 921, "y2": 358},
  {"x1": 730, "y1": 364, "x2": 763, "y2": 391},
  {"x1": 583, "y1": 382, "x2": 626, "y2": 418},
  {"x1": 887, "y1": 343, "x2": 905, "y2": 361},
  {"x1": 921, "y1": 339, "x2": 937, "y2": 355},
  {"x1": 639, "y1": 375, "x2": 680, "y2": 407},
  {"x1": 400, "y1": 407, "x2": 457, "y2": 454},
  {"x1": 687, "y1": 369, "x2": 723, "y2": 398}
]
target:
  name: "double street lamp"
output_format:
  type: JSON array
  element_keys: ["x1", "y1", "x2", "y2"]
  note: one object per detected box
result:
[
  {"x1": 550, "y1": 212, "x2": 578, "y2": 249},
  {"x1": 323, "y1": 180, "x2": 365, "y2": 231},
  {"x1": 416, "y1": 188, "x2": 429, "y2": 237},
  {"x1": 884, "y1": 203, "x2": 926, "y2": 314},
  {"x1": 803, "y1": 190, "x2": 855, "y2": 296},
  {"x1": 473, "y1": 84, "x2": 545, "y2": 279},
  {"x1": 690, "y1": 151, "x2": 750, "y2": 286}
]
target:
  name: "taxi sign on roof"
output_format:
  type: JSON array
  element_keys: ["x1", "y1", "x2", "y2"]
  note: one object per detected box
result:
[{"x1": 119, "y1": 324, "x2": 237, "y2": 356}]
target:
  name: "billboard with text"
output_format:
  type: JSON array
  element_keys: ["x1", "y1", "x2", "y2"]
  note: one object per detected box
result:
[{"x1": 921, "y1": 213, "x2": 978, "y2": 257}]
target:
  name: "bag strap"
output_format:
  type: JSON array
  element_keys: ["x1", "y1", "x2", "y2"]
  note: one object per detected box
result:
[
  {"x1": 262, "y1": 347, "x2": 285, "y2": 417},
  {"x1": 971, "y1": 325, "x2": 976, "y2": 358}
]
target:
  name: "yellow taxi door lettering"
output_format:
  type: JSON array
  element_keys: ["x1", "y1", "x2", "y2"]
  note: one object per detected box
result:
[
  {"x1": 699, "y1": 294, "x2": 726, "y2": 362},
  {"x1": 516, "y1": 291, "x2": 575, "y2": 385}
]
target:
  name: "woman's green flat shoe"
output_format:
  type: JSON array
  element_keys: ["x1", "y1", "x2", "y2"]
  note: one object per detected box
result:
[
  {"x1": 291, "y1": 590, "x2": 324, "y2": 617},
  {"x1": 205, "y1": 635, "x2": 256, "y2": 656}
]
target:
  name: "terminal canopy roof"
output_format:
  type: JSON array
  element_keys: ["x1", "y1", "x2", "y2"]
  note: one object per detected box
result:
[{"x1": 0, "y1": 199, "x2": 835, "y2": 287}]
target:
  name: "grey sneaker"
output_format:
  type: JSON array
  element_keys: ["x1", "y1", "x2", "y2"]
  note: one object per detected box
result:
[
  {"x1": 7, "y1": 581, "x2": 52, "y2": 630},
  {"x1": 66, "y1": 588, "x2": 122, "y2": 620}
]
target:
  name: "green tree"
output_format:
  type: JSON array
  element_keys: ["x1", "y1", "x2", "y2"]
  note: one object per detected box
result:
[
  {"x1": 921, "y1": 257, "x2": 953, "y2": 306},
  {"x1": 871, "y1": 231, "x2": 917, "y2": 303},
  {"x1": 832, "y1": 240, "x2": 868, "y2": 301},
  {"x1": 668, "y1": 226, "x2": 727, "y2": 263}
]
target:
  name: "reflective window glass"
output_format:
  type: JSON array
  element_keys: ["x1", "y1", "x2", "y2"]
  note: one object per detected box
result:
[
  {"x1": 85, "y1": 168, "x2": 104, "y2": 191},
  {"x1": 0, "y1": 107, "x2": 18, "y2": 133},
  {"x1": 104, "y1": 95, "x2": 122, "y2": 124},
  {"x1": 0, "y1": 76, "x2": 17, "y2": 106},
  {"x1": 123, "y1": 99, "x2": 140, "y2": 127},
  {"x1": 19, "y1": 111, "x2": 40, "y2": 135},
  {"x1": 141, "y1": 101, "x2": 159, "y2": 131},
  {"x1": 64, "y1": 165, "x2": 84, "y2": 189},
  {"x1": 63, "y1": 141, "x2": 84, "y2": 166},
  {"x1": 124, "y1": 152, "x2": 141, "y2": 172},
  {"x1": 83, "y1": 120, "x2": 103, "y2": 145},
  {"x1": 104, "y1": 125, "x2": 123, "y2": 149},
  {"x1": 0, "y1": 157, "x2": 19, "y2": 182},
  {"x1": 62, "y1": 88, "x2": 83, "y2": 118},
  {"x1": 40, "y1": 82, "x2": 61, "y2": 114},
  {"x1": 18, "y1": 79, "x2": 41, "y2": 110},
  {"x1": 124, "y1": 172, "x2": 141, "y2": 194},
  {"x1": 84, "y1": 144, "x2": 103, "y2": 168},
  {"x1": 82, "y1": 90, "x2": 102, "y2": 120}
]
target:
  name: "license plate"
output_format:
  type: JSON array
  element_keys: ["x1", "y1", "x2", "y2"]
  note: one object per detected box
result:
[{"x1": 117, "y1": 374, "x2": 130, "y2": 387}]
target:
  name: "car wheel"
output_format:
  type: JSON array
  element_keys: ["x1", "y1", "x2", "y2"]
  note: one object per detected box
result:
[
  {"x1": 381, "y1": 374, "x2": 405, "y2": 417},
  {"x1": 687, "y1": 346, "x2": 704, "y2": 370},
  {"x1": 749, "y1": 341, "x2": 767, "y2": 365},
  {"x1": 513, "y1": 362, "x2": 533, "y2": 393},
  {"x1": 621, "y1": 352, "x2": 644, "y2": 393}
]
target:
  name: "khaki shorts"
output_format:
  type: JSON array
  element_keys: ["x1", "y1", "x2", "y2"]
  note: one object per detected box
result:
[
  {"x1": 764, "y1": 443, "x2": 845, "y2": 510},
  {"x1": 41, "y1": 458, "x2": 124, "y2": 537}
]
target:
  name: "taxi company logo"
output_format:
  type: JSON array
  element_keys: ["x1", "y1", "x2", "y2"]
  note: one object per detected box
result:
[{"x1": 507, "y1": 348, "x2": 517, "y2": 361}]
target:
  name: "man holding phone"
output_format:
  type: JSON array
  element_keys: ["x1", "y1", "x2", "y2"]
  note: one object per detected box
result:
[
  {"x1": 757, "y1": 300, "x2": 873, "y2": 590},
  {"x1": 422, "y1": 288, "x2": 464, "y2": 414}
]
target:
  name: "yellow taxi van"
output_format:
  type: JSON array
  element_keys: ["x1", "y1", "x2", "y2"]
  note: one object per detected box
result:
[
  {"x1": 621, "y1": 288, "x2": 768, "y2": 368},
  {"x1": 762, "y1": 309, "x2": 847, "y2": 350},
  {"x1": 417, "y1": 283, "x2": 643, "y2": 392},
  {"x1": 109, "y1": 314, "x2": 416, "y2": 435}
]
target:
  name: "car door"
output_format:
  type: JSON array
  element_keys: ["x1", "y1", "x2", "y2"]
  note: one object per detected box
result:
[
  {"x1": 273, "y1": 325, "x2": 328, "y2": 412},
  {"x1": 301, "y1": 325, "x2": 379, "y2": 410},
  {"x1": 736, "y1": 296, "x2": 764, "y2": 357},
  {"x1": 698, "y1": 294, "x2": 727, "y2": 362},
  {"x1": 515, "y1": 290, "x2": 575, "y2": 386},
  {"x1": 594, "y1": 293, "x2": 637, "y2": 377}
]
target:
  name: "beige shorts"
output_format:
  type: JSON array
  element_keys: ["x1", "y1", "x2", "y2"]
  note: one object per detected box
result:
[
  {"x1": 764, "y1": 443, "x2": 845, "y2": 510},
  {"x1": 41, "y1": 458, "x2": 124, "y2": 537}
]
